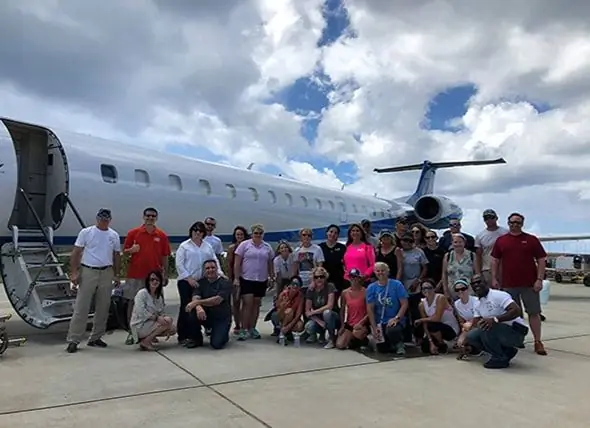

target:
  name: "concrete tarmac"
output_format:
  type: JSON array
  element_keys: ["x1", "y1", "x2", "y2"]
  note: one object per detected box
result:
[{"x1": 1, "y1": 281, "x2": 589, "y2": 427}]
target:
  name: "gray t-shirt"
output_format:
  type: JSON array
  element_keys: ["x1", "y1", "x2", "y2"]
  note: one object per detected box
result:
[
  {"x1": 401, "y1": 248, "x2": 428, "y2": 293},
  {"x1": 475, "y1": 227, "x2": 508, "y2": 271},
  {"x1": 305, "y1": 282, "x2": 336, "y2": 310},
  {"x1": 293, "y1": 244, "x2": 325, "y2": 288}
]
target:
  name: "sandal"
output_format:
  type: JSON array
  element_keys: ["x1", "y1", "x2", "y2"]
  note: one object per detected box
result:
[{"x1": 139, "y1": 342, "x2": 157, "y2": 351}]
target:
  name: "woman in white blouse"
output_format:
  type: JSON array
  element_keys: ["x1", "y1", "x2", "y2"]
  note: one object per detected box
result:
[
  {"x1": 130, "y1": 270, "x2": 176, "y2": 351},
  {"x1": 174, "y1": 221, "x2": 223, "y2": 345}
]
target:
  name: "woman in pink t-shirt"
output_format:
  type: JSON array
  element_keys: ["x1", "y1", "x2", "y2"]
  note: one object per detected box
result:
[
  {"x1": 336, "y1": 269, "x2": 369, "y2": 349},
  {"x1": 343, "y1": 223, "x2": 375, "y2": 286}
]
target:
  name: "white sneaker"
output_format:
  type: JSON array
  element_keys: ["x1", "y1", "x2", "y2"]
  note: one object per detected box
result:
[{"x1": 323, "y1": 341, "x2": 335, "y2": 349}]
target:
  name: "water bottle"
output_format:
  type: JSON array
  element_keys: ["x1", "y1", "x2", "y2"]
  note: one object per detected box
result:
[
  {"x1": 293, "y1": 332, "x2": 301, "y2": 348},
  {"x1": 278, "y1": 333, "x2": 286, "y2": 346},
  {"x1": 540, "y1": 280, "x2": 551, "y2": 306}
]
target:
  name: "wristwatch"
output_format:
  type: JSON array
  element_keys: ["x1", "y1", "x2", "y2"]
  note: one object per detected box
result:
[{"x1": 493, "y1": 317, "x2": 499, "y2": 323}]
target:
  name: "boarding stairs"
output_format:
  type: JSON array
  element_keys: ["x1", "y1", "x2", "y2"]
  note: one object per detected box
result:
[{"x1": 0, "y1": 189, "x2": 87, "y2": 329}]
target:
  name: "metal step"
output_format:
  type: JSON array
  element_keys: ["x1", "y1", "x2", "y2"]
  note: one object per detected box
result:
[
  {"x1": 41, "y1": 296, "x2": 76, "y2": 308},
  {"x1": 26, "y1": 262, "x2": 62, "y2": 269},
  {"x1": 34, "y1": 277, "x2": 70, "y2": 287}
]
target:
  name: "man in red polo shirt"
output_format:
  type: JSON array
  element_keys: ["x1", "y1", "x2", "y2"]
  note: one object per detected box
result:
[
  {"x1": 122, "y1": 207, "x2": 171, "y2": 344},
  {"x1": 491, "y1": 212, "x2": 547, "y2": 356}
]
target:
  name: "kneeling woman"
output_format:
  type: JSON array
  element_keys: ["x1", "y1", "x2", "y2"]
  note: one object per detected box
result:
[
  {"x1": 414, "y1": 279, "x2": 460, "y2": 355},
  {"x1": 366, "y1": 262, "x2": 409, "y2": 356},
  {"x1": 274, "y1": 276, "x2": 305, "y2": 342},
  {"x1": 336, "y1": 269, "x2": 369, "y2": 349},
  {"x1": 130, "y1": 270, "x2": 176, "y2": 351},
  {"x1": 304, "y1": 267, "x2": 340, "y2": 349}
]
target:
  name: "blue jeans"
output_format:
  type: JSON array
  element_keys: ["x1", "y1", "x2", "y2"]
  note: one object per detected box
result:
[
  {"x1": 466, "y1": 323, "x2": 526, "y2": 362},
  {"x1": 305, "y1": 310, "x2": 340, "y2": 340}
]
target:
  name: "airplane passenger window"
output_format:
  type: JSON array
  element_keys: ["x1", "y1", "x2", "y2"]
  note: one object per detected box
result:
[
  {"x1": 315, "y1": 198, "x2": 322, "y2": 210},
  {"x1": 199, "y1": 179, "x2": 212, "y2": 196},
  {"x1": 285, "y1": 193, "x2": 293, "y2": 206},
  {"x1": 301, "y1": 196, "x2": 308, "y2": 208},
  {"x1": 361, "y1": 205, "x2": 367, "y2": 213},
  {"x1": 226, "y1": 184, "x2": 237, "y2": 199},
  {"x1": 268, "y1": 190, "x2": 277, "y2": 204},
  {"x1": 339, "y1": 202, "x2": 346, "y2": 212},
  {"x1": 328, "y1": 201, "x2": 335, "y2": 211},
  {"x1": 100, "y1": 164, "x2": 117, "y2": 184},
  {"x1": 248, "y1": 187, "x2": 259, "y2": 202},
  {"x1": 168, "y1": 174, "x2": 182, "y2": 191},
  {"x1": 134, "y1": 169, "x2": 150, "y2": 187},
  {"x1": 352, "y1": 204, "x2": 358, "y2": 213}
]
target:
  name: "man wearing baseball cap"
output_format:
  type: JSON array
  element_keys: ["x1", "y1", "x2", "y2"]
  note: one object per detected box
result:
[
  {"x1": 65, "y1": 208, "x2": 122, "y2": 353},
  {"x1": 474, "y1": 209, "x2": 508, "y2": 287}
]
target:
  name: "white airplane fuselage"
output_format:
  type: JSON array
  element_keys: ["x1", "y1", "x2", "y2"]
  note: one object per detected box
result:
[{"x1": 0, "y1": 117, "x2": 415, "y2": 249}]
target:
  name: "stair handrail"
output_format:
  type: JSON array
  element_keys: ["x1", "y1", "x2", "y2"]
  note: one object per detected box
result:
[
  {"x1": 63, "y1": 193, "x2": 86, "y2": 228},
  {"x1": 17, "y1": 188, "x2": 58, "y2": 259}
]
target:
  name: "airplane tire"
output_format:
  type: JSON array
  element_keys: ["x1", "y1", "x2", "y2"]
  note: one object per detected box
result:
[
  {"x1": 0, "y1": 331, "x2": 8, "y2": 355},
  {"x1": 584, "y1": 275, "x2": 590, "y2": 288},
  {"x1": 555, "y1": 273, "x2": 562, "y2": 283}
]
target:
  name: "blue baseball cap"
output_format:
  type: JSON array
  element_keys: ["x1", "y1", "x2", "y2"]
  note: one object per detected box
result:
[{"x1": 349, "y1": 268, "x2": 362, "y2": 278}]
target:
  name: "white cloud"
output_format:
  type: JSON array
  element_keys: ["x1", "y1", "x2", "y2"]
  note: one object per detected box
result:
[{"x1": 1, "y1": 0, "x2": 590, "y2": 246}]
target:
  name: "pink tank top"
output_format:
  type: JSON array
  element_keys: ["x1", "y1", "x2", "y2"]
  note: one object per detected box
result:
[
  {"x1": 343, "y1": 243, "x2": 375, "y2": 279},
  {"x1": 344, "y1": 290, "x2": 367, "y2": 326}
]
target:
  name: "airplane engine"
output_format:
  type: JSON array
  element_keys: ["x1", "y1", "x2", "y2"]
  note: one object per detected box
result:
[{"x1": 413, "y1": 195, "x2": 463, "y2": 230}]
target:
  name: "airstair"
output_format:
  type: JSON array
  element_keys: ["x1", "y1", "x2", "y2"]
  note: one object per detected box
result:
[{"x1": 1, "y1": 188, "x2": 87, "y2": 329}]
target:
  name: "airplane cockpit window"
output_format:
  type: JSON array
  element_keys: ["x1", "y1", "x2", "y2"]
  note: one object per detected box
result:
[
  {"x1": 134, "y1": 169, "x2": 150, "y2": 187},
  {"x1": 168, "y1": 174, "x2": 182, "y2": 191},
  {"x1": 301, "y1": 196, "x2": 308, "y2": 208},
  {"x1": 199, "y1": 179, "x2": 212, "y2": 196},
  {"x1": 268, "y1": 190, "x2": 277, "y2": 204},
  {"x1": 100, "y1": 164, "x2": 117, "y2": 184},
  {"x1": 315, "y1": 198, "x2": 322, "y2": 210},
  {"x1": 285, "y1": 193, "x2": 293, "y2": 206},
  {"x1": 225, "y1": 184, "x2": 237, "y2": 199}
]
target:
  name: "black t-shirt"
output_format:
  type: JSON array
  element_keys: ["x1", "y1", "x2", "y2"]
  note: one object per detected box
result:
[
  {"x1": 319, "y1": 242, "x2": 346, "y2": 289},
  {"x1": 376, "y1": 248, "x2": 398, "y2": 279},
  {"x1": 423, "y1": 246, "x2": 446, "y2": 284},
  {"x1": 193, "y1": 277, "x2": 233, "y2": 320}
]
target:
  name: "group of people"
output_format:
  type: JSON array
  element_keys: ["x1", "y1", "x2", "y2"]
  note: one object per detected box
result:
[{"x1": 64, "y1": 207, "x2": 548, "y2": 369}]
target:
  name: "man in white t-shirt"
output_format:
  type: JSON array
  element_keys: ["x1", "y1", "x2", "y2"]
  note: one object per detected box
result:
[
  {"x1": 204, "y1": 217, "x2": 224, "y2": 257},
  {"x1": 465, "y1": 276, "x2": 529, "y2": 369},
  {"x1": 474, "y1": 209, "x2": 508, "y2": 288},
  {"x1": 66, "y1": 209, "x2": 122, "y2": 353}
]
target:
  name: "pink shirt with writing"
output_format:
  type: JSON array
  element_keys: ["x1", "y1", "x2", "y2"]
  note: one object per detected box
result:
[
  {"x1": 343, "y1": 242, "x2": 375, "y2": 280},
  {"x1": 235, "y1": 239, "x2": 274, "y2": 282}
]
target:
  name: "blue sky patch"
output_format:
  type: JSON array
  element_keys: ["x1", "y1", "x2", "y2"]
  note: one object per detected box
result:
[{"x1": 424, "y1": 84, "x2": 477, "y2": 131}]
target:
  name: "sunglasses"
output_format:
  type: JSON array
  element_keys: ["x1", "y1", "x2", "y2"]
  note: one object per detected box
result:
[
  {"x1": 421, "y1": 286, "x2": 434, "y2": 291},
  {"x1": 508, "y1": 221, "x2": 522, "y2": 225},
  {"x1": 449, "y1": 223, "x2": 460, "y2": 227},
  {"x1": 483, "y1": 215, "x2": 496, "y2": 220},
  {"x1": 149, "y1": 277, "x2": 160, "y2": 282},
  {"x1": 313, "y1": 275, "x2": 326, "y2": 279},
  {"x1": 425, "y1": 235, "x2": 437, "y2": 240},
  {"x1": 411, "y1": 229, "x2": 421, "y2": 234},
  {"x1": 205, "y1": 222, "x2": 216, "y2": 227},
  {"x1": 301, "y1": 233, "x2": 311, "y2": 237},
  {"x1": 455, "y1": 287, "x2": 468, "y2": 292}
]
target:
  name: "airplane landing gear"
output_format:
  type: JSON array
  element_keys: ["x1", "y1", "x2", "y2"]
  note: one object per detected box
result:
[{"x1": 0, "y1": 313, "x2": 27, "y2": 356}]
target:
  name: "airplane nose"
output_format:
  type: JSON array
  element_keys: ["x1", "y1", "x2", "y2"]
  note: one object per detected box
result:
[{"x1": 0, "y1": 119, "x2": 19, "y2": 232}]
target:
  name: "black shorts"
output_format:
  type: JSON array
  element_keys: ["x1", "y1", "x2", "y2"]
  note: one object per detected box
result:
[
  {"x1": 239, "y1": 278, "x2": 268, "y2": 298},
  {"x1": 426, "y1": 322, "x2": 458, "y2": 341}
]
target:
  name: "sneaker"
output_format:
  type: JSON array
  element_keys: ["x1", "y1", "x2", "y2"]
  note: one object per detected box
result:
[
  {"x1": 395, "y1": 342, "x2": 406, "y2": 356},
  {"x1": 66, "y1": 342, "x2": 78, "y2": 353},
  {"x1": 305, "y1": 333, "x2": 317, "y2": 344},
  {"x1": 484, "y1": 358, "x2": 510, "y2": 369},
  {"x1": 125, "y1": 333, "x2": 135, "y2": 345},
  {"x1": 505, "y1": 347, "x2": 518, "y2": 360},
  {"x1": 249, "y1": 328, "x2": 261, "y2": 339},
  {"x1": 87, "y1": 339, "x2": 107, "y2": 348},
  {"x1": 534, "y1": 341, "x2": 547, "y2": 356},
  {"x1": 237, "y1": 330, "x2": 248, "y2": 341},
  {"x1": 323, "y1": 341, "x2": 335, "y2": 349}
]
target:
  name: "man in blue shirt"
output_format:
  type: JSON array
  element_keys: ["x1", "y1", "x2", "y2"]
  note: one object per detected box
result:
[{"x1": 366, "y1": 262, "x2": 409, "y2": 355}]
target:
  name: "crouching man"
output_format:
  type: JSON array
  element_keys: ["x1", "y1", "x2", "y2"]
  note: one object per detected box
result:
[
  {"x1": 185, "y1": 259, "x2": 232, "y2": 350},
  {"x1": 466, "y1": 276, "x2": 529, "y2": 369}
]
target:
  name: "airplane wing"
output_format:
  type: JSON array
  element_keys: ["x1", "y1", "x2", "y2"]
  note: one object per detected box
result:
[{"x1": 537, "y1": 235, "x2": 590, "y2": 242}]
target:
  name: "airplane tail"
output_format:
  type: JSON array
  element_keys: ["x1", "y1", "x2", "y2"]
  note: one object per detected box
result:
[{"x1": 373, "y1": 158, "x2": 506, "y2": 205}]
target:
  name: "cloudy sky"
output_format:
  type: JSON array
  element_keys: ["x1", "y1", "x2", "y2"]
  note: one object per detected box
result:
[{"x1": 2, "y1": 0, "x2": 590, "y2": 252}]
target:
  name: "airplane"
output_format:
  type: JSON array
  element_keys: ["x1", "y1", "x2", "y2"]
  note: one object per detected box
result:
[{"x1": 0, "y1": 116, "x2": 507, "y2": 329}]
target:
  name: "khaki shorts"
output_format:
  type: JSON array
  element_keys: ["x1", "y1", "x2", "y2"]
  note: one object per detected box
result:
[
  {"x1": 123, "y1": 278, "x2": 144, "y2": 300},
  {"x1": 504, "y1": 287, "x2": 541, "y2": 316}
]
